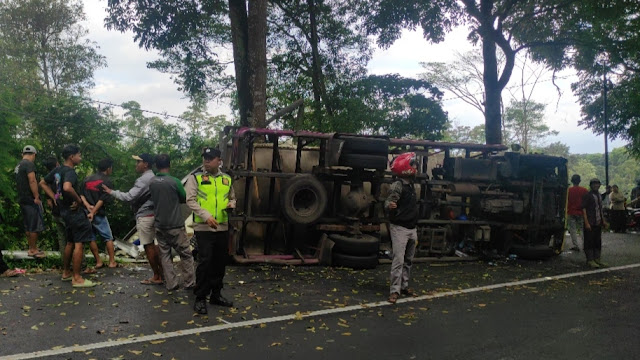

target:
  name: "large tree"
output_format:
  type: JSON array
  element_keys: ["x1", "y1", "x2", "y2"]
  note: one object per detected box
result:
[
  {"x1": 106, "y1": 0, "x2": 268, "y2": 127},
  {"x1": 363, "y1": 0, "x2": 585, "y2": 145},
  {"x1": 421, "y1": 50, "x2": 489, "y2": 118},
  {"x1": 503, "y1": 99, "x2": 557, "y2": 153},
  {"x1": 0, "y1": 0, "x2": 105, "y2": 95},
  {"x1": 267, "y1": 0, "x2": 371, "y2": 131}
]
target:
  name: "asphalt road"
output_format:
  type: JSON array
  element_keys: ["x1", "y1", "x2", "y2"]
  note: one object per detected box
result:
[{"x1": 1, "y1": 232, "x2": 640, "y2": 360}]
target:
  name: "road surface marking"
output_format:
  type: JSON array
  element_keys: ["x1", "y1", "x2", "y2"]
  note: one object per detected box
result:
[{"x1": 2, "y1": 263, "x2": 639, "y2": 360}]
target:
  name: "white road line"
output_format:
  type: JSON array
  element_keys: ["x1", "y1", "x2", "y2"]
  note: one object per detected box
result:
[{"x1": 3, "y1": 263, "x2": 639, "y2": 360}]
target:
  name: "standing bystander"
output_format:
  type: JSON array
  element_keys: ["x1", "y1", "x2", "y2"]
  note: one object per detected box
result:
[
  {"x1": 609, "y1": 185, "x2": 626, "y2": 233},
  {"x1": 15, "y1": 145, "x2": 45, "y2": 258},
  {"x1": 102, "y1": 153, "x2": 163, "y2": 285},
  {"x1": 385, "y1": 152, "x2": 420, "y2": 304},
  {"x1": 81, "y1": 158, "x2": 117, "y2": 268},
  {"x1": 40, "y1": 144, "x2": 97, "y2": 287},
  {"x1": 148, "y1": 154, "x2": 195, "y2": 291},
  {"x1": 566, "y1": 174, "x2": 588, "y2": 252},
  {"x1": 582, "y1": 178, "x2": 609, "y2": 268},
  {"x1": 186, "y1": 147, "x2": 236, "y2": 314},
  {"x1": 41, "y1": 157, "x2": 66, "y2": 253}
]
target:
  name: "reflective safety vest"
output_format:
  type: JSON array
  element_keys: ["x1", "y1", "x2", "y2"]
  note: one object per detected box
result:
[{"x1": 193, "y1": 173, "x2": 232, "y2": 224}]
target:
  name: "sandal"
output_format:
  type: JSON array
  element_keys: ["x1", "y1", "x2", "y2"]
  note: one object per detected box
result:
[
  {"x1": 27, "y1": 250, "x2": 46, "y2": 259},
  {"x1": 388, "y1": 292, "x2": 399, "y2": 304},
  {"x1": 82, "y1": 268, "x2": 97, "y2": 275},
  {"x1": 94, "y1": 263, "x2": 105, "y2": 269},
  {"x1": 140, "y1": 278, "x2": 164, "y2": 285},
  {"x1": 401, "y1": 288, "x2": 418, "y2": 297},
  {"x1": 72, "y1": 279, "x2": 97, "y2": 288}
]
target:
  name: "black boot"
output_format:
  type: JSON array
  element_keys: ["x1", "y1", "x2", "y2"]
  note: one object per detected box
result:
[
  {"x1": 210, "y1": 291, "x2": 233, "y2": 307},
  {"x1": 194, "y1": 298, "x2": 208, "y2": 314}
]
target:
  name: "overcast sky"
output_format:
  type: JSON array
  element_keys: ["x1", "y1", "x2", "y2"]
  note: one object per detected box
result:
[{"x1": 83, "y1": 1, "x2": 623, "y2": 154}]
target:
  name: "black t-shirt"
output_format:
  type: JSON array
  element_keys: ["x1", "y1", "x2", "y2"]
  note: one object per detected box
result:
[
  {"x1": 44, "y1": 166, "x2": 61, "y2": 216},
  {"x1": 81, "y1": 173, "x2": 113, "y2": 216},
  {"x1": 44, "y1": 165, "x2": 78, "y2": 211},
  {"x1": 15, "y1": 159, "x2": 37, "y2": 205}
]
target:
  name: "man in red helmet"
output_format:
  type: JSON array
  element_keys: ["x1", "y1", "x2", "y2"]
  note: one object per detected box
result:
[{"x1": 385, "y1": 152, "x2": 420, "y2": 304}]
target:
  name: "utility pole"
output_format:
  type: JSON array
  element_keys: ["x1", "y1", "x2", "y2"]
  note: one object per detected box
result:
[{"x1": 603, "y1": 65, "x2": 609, "y2": 187}]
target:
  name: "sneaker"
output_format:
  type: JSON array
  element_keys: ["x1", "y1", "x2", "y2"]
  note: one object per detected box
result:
[
  {"x1": 194, "y1": 299, "x2": 208, "y2": 315},
  {"x1": 587, "y1": 260, "x2": 600, "y2": 269},
  {"x1": 595, "y1": 259, "x2": 609, "y2": 268}
]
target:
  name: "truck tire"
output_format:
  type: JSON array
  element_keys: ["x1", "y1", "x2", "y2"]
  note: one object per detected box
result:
[
  {"x1": 328, "y1": 233, "x2": 379, "y2": 256},
  {"x1": 281, "y1": 175, "x2": 328, "y2": 225},
  {"x1": 340, "y1": 136, "x2": 388, "y2": 155},
  {"x1": 332, "y1": 252, "x2": 379, "y2": 269},
  {"x1": 339, "y1": 153, "x2": 388, "y2": 170}
]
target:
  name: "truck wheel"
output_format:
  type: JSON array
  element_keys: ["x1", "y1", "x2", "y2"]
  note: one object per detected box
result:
[
  {"x1": 340, "y1": 136, "x2": 388, "y2": 155},
  {"x1": 328, "y1": 233, "x2": 379, "y2": 256},
  {"x1": 281, "y1": 175, "x2": 328, "y2": 225},
  {"x1": 332, "y1": 252, "x2": 379, "y2": 269},
  {"x1": 339, "y1": 153, "x2": 388, "y2": 170}
]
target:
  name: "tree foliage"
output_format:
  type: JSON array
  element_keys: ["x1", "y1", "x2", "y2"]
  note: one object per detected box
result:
[
  {"x1": 421, "y1": 50, "x2": 487, "y2": 117},
  {"x1": 272, "y1": 74, "x2": 448, "y2": 139},
  {"x1": 0, "y1": 0, "x2": 105, "y2": 94},
  {"x1": 503, "y1": 99, "x2": 557, "y2": 153},
  {"x1": 268, "y1": 0, "x2": 371, "y2": 130},
  {"x1": 513, "y1": 0, "x2": 640, "y2": 157},
  {"x1": 363, "y1": 0, "x2": 599, "y2": 145}
]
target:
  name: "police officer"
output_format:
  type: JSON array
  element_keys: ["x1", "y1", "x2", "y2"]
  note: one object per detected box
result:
[{"x1": 186, "y1": 147, "x2": 236, "y2": 314}]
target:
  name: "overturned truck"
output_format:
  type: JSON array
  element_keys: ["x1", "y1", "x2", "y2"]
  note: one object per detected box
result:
[{"x1": 216, "y1": 126, "x2": 568, "y2": 267}]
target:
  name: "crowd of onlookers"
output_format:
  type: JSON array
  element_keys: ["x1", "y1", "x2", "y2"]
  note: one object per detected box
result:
[
  {"x1": 566, "y1": 174, "x2": 640, "y2": 269},
  {"x1": 3, "y1": 145, "x2": 640, "y2": 307},
  {"x1": 1, "y1": 144, "x2": 235, "y2": 314}
]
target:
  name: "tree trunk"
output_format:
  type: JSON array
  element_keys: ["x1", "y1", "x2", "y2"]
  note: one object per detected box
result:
[
  {"x1": 229, "y1": 0, "x2": 252, "y2": 126},
  {"x1": 307, "y1": 0, "x2": 323, "y2": 130},
  {"x1": 482, "y1": 39, "x2": 503, "y2": 145},
  {"x1": 248, "y1": 0, "x2": 268, "y2": 128},
  {"x1": 480, "y1": 0, "x2": 502, "y2": 145}
]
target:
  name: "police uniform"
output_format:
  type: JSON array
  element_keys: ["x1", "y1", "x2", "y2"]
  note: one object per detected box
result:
[{"x1": 185, "y1": 167, "x2": 236, "y2": 306}]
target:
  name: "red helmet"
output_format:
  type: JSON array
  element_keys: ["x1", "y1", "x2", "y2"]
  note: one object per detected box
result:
[{"x1": 391, "y1": 152, "x2": 417, "y2": 176}]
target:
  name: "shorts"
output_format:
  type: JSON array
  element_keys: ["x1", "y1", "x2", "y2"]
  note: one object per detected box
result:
[
  {"x1": 20, "y1": 203, "x2": 44, "y2": 233},
  {"x1": 61, "y1": 209, "x2": 95, "y2": 243},
  {"x1": 91, "y1": 215, "x2": 113, "y2": 241},
  {"x1": 136, "y1": 215, "x2": 156, "y2": 246}
]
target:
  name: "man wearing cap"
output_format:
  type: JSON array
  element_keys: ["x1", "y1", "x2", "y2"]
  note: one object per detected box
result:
[
  {"x1": 186, "y1": 147, "x2": 236, "y2": 314},
  {"x1": 582, "y1": 178, "x2": 609, "y2": 268},
  {"x1": 103, "y1": 153, "x2": 163, "y2": 285},
  {"x1": 15, "y1": 145, "x2": 45, "y2": 258},
  {"x1": 149, "y1": 154, "x2": 195, "y2": 291}
]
